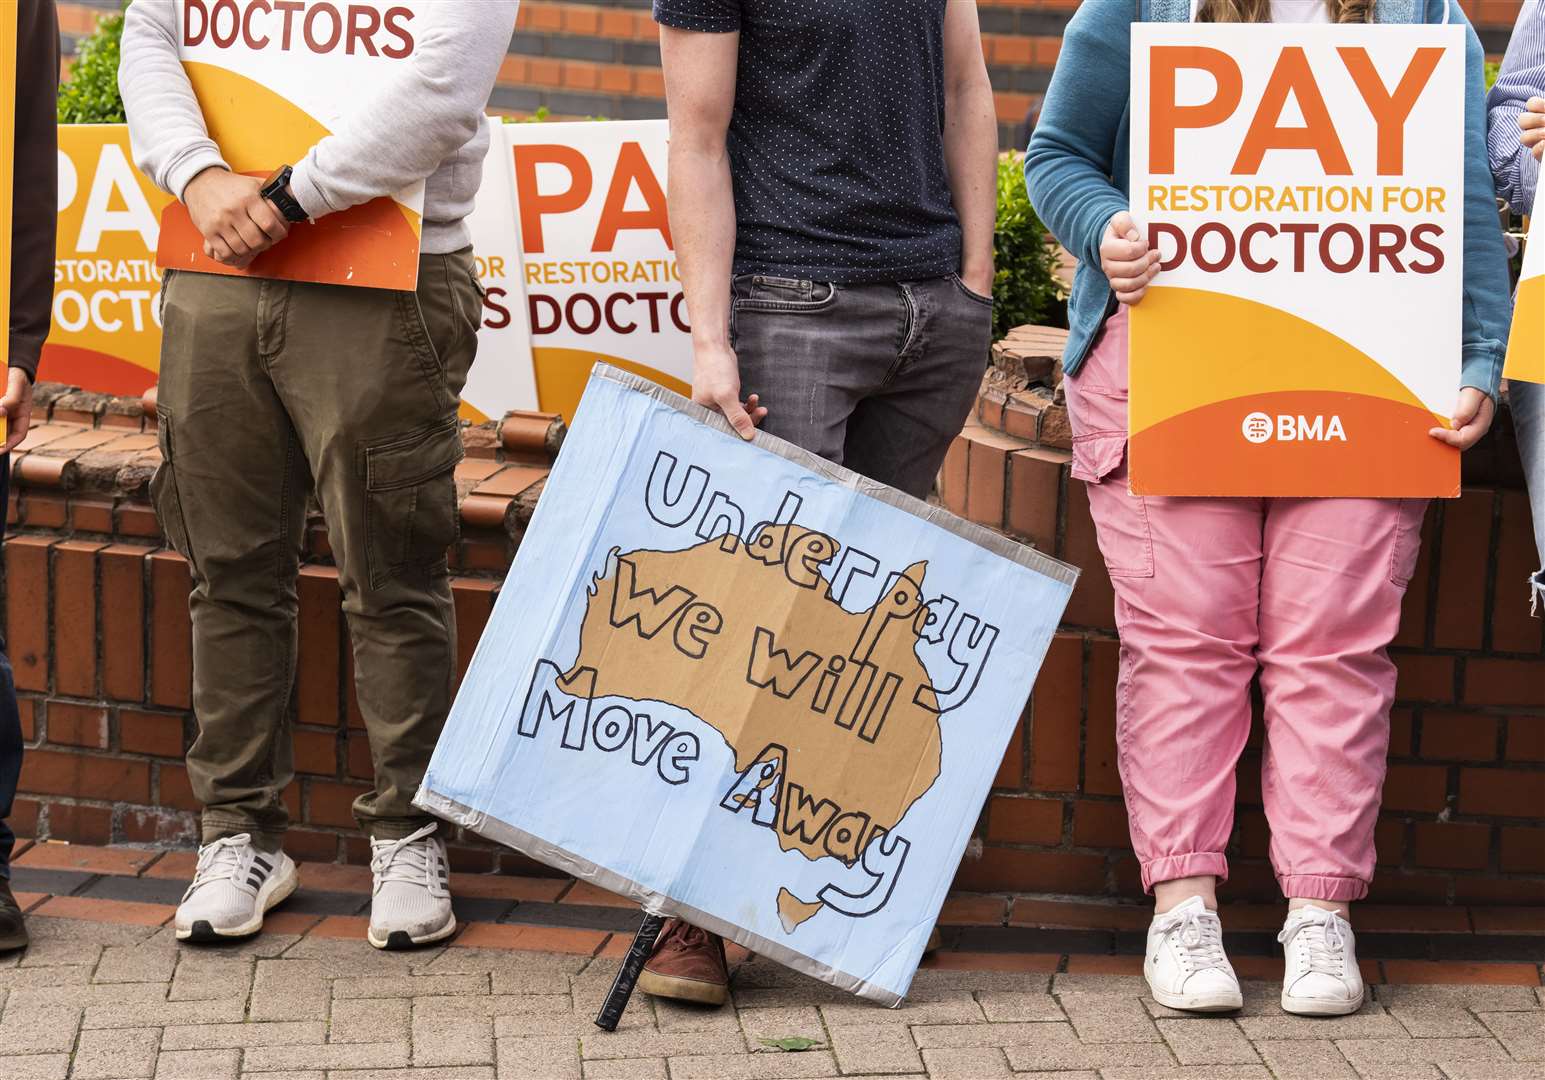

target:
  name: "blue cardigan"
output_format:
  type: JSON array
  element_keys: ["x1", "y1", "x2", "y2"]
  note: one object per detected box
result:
[{"x1": 1024, "y1": 0, "x2": 1514, "y2": 399}]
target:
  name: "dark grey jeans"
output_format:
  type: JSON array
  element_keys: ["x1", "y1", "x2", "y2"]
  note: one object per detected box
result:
[{"x1": 729, "y1": 273, "x2": 994, "y2": 500}]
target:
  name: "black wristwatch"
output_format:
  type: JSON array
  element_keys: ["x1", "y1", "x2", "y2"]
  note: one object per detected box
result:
[{"x1": 261, "y1": 165, "x2": 308, "y2": 223}]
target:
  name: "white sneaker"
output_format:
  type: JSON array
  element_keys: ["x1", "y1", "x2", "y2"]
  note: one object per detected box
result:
[
  {"x1": 367, "y1": 823, "x2": 456, "y2": 950},
  {"x1": 174, "y1": 834, "x2": 298, "y2": 942},
  {"x1": 1144, "y1": 896, "x2": 1243, "y2": 1012},
  {"x1": 1278, "y1": 905, "x2": 1364, "y2": 1016}
]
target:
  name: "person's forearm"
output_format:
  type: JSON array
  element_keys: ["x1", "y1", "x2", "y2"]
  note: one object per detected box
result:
[
  {"x1": 945, "y1": 77, "x2": 999, "y2": 283},
  {"x1": 670, "y1": 144, "x2": 737, "y2": 350},
  {"x1": 119, "y1": 0, "x2": 228, "y2": 199}
]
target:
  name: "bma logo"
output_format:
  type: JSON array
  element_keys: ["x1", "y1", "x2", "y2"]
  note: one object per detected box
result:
[{"x1": 1241, "y1": 412, "x2": 1347, "y2": 443}]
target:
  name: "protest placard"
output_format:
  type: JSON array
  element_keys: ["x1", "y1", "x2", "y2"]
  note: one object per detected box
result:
[
  {"x1": 417, "y1": 365, "x2": 1077, "y2": 1005},
  {"x1": 154, "y1": 0, "x2": 428, "y2": 290},
  {"x1": 1504, "y1": 213, "x2": 1542, "y2": 385},
  {"x1": 508, "y1": 121, "x2": 691, "y2": 420},
  {"x1": 0, "y1": 0, "x2": 15, "y2": 419},
  {"x1": 42, "y1": 125, "x2": 172, "y2": 397},
  {"x1": 1129, "y1": 24, "x2": 1465, "y2": 496}
]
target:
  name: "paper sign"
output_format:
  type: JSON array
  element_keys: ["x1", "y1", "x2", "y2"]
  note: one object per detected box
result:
[
  {"x1": 43, "y1": 125, "x2": 173, "y2": 397},
  {"x1": 155, "y1": 0, "x2": 427, "y2": 290},
  {"x1": 508, "y1": 121, "x2": 692, "y2": 420},
  {"x1": 1129, "y1": 24, "x2": 1465, "y2": 496},
  {"x1": 1, "y1": 0, "x2": 15, "y2": 423},
  {"x1": 1504, "y1": 213, "x2": 1542, "y2": 385},
  {"x1": 417, "y1": 365, "x2": 1077, "y2": 1005}
]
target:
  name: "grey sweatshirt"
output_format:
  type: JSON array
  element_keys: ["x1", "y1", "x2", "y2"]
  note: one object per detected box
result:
[{"x1": 119, "y1": 0, "x2": 519, "y2": 254}]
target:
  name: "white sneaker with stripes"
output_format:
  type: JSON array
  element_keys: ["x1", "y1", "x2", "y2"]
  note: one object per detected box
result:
[
  {"x1": 367, "y1": 823, "x2": 456, "y2": 949},
  {"x1": 175, "y1": 834, "x2": 298, "y2": 942}
]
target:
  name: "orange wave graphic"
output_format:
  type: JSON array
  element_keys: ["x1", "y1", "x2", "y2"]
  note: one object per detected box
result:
[
  {"x1": 1503, "y1": 274, "x2": 1543, "y2": 385},
  {"x1": 534, "y1": 346, "x2": 691, "y2": 421},
  {"x1": 1128, "y1": 287, "x2": 1441, "y2": 435},
  {"x1": 156, "y1": 63, "x2": 421, "y2": 291},
  {"x1": 1129, "y1": 389, "x2": 1458, "y2": 497},
  {"x1": 39, "y1": 345, "x2": 160, "y2": 397}
]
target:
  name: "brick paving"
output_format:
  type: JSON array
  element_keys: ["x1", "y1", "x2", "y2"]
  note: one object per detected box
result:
[{"x1": 0, "y1": 911, "x2": 1539, "y2": 1079}]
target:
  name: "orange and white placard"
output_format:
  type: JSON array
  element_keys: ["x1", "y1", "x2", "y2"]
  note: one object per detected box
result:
[
  {"x1": 155, "y1": 0, "x2": 427, "y2": 290},
  {"x1": 507, "y1": 119, "x2": 691, "y2": 421},
  {"x1": 1129, "y1": 24, "x2": 1465, "y2": 497},
  {"x1": 1504, "y1": 212, "x2": 1542, "y2": 385}
]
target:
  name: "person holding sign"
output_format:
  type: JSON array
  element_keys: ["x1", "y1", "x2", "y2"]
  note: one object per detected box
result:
[
  {"x1": 1026, "y1": 0, "x2": 1512, "y2": 1018},
  {"x1": 645, "y1": 0, "x2": 998, "y2": 1005},
  {"x1": 0, "y1": 0, "x2": 60, "y2": 955},
  {"x1": 1488, "y1": 0, "x2": 1544, "y2": 611},
  {"x1": 119, "y1": 0, "x2": 517, "y2": 949}
]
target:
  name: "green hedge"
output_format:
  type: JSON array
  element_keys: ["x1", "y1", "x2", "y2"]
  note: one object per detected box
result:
[
  {"x1": 57, "y1": 5, "x2": 126, "y2": 124},
  {"x1": 994, "y1": 152, "x2": 1064, "y2": 337}
]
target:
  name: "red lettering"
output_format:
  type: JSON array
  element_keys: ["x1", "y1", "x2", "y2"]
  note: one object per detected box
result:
[
  {"x1": 482, "y1": 287, "x2": 511, "y2": 331},
  {"x1": 183, "y1": 0, "x2": 209, "y2": 45},
  {"x1": 1281, "y1": 223, "x2": 1317, "y2": 272},
  {"x1": 529, "y1": 294, "x2": 561, "y2": 335},
  {"x1": 567, "y1": 294, "x2": 602, "y2": 335},
  {"x1": 669, "y1": 292, "x2": 691, "y2": 333},
  {"x1": 1192, "y1": 222, "x2": 1235, "y2": 273},
  {"x1": 346, "y1": 4, "x2": 381, "y2": 55},
  {"x1": 273, "y1": 0, "x2": 303, "y2": 48},
  {"x1": 1150, "y1": 222, "x2": 1188, "y2": 271},
  {"x1": 1320, "y1": 223, "x2": 1364, "y2": 273},
  {"x1": 1239, "y1": 222, "x2": 1279, "y2": 273},
  {"x1": 241, "y1": 0, "x2": 271, "y2": 48},
  {"x1": 209, "y1": 0, "x2": 240, "y2": 47},
  {"x1": 1409, "y1": 224, "x2": 1445, "y2": 274},
  {"x1": 604, "y1": 293, "x2": 638, "y2": 334},
  {"x1": 1368, "y1": 224, "x2": 1407, "y2": 273},
  {"x1": 303, "y1": 2, "x2": 342, "y2": 52},
  {"x1": 382, "y1": 6, "x2": 415, "y2": 58}
]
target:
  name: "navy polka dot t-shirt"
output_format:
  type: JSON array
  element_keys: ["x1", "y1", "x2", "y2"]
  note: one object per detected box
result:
[{"x1": 652, "y1": 0, "x2": 963, "y2": 284}]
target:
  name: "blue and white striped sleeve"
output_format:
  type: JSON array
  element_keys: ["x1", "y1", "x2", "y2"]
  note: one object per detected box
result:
[{"x1": 1488, "y1": 1, "x2": 1544, "y2": 216}]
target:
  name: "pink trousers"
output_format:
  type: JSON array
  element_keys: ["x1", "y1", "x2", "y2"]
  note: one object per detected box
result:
[{"x1": 1066, "y1": 310, "x2": 1428, "y2": 903}]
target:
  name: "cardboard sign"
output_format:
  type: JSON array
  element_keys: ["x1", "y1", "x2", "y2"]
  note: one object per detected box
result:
[
  {"x1": 43, "y1": 125, "x2": 173, "y2": 397},
  {"x1": 509, "y1": 121, "x2": 692, "y2": 420},
  {"x1": 1504, "y1": 213, "x2": 1542, "y2": 385},
  {"x1": 0, "y1": 0, "x2": 15, "y2": 418},
  {"x1": 417, "y1": 365, "x2": 1077, "y2": 1005},
  {"x1": 1129, "y1": 24, "x2": 1465, "y2": 496},
  {"x1": 155, "y1": 0, "x2": 427, "y2": 290}
]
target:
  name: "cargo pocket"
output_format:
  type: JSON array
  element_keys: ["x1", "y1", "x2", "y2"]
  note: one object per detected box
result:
[
  {"x1": 363, "y1": 419, "x2": 464, "y2": 589},
  {"x1": 149, "y1": 408, "x2": 199, "y2": 575},
  {"x1": 1388, "y1": 498, "x2": 1429, "y2": 588}
]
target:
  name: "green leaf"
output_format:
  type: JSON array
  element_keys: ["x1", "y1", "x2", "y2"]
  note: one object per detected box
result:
[
  {"x1": 758, "y1": 1036, "x2": 819, "y2": 1052},
  {"x1": 58, "y1": 3, "x2": 128, "y2": 124}
]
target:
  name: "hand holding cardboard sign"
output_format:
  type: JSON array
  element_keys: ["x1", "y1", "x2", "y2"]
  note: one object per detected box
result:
[
  {"x1": 0, "y1": 370, "x2": 34, "y2": 455},
  {"x1": 1102, "y1": 211, "x2": 1161, "y2": 306},
  {"x1": 1522, "y1": 97, "x2": 1544, "y2": 162},
  {"x1": 691, "y1": 342, "x2": 766, "y2": 441},
  {"x1": 1427, "y1": 386, "x2": 1496, "y2": 450},
  {"x1": 184, "y1": 167, "x2": 290, "y2": 270}
]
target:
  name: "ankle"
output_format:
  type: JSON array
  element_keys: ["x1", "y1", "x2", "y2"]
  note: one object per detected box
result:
[{"x1": 1288, "y1": 898, "x2": 1350, "y2": 921}]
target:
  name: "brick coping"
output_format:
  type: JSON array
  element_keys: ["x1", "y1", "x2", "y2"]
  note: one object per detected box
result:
[{"x1": 8, "y1": 840, "x2": 1542, "y2": 986}]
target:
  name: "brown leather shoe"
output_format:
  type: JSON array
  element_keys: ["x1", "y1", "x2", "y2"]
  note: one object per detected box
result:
[
  {"x1": 0, "y1": 879, "x2": 29, "y2": 952},
  {"x1": 636, "y1": 919, "x2": 729, "y2": 1006}
]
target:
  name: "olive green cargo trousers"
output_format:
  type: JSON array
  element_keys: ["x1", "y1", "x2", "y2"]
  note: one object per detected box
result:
[{"x1": 151, "y1": 249, "x2": 483, "y2": 850}]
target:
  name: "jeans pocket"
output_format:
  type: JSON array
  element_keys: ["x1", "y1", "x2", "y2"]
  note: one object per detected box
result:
[
  {"x1": 948, "y1": 272, "x2": 995, "y2": 308},
  {"x1": 150, "y1": 408, "x2": 199, "y2": 575},
  {"x1": 732, "y1": 275, "x2": 838, "y2": 313},
  {"x1": 363, "y1": 419, "x2": 464, "y2": 590},
  {"x1": 1388, "y1": 498, "x2": 1430, "y2": 588}
]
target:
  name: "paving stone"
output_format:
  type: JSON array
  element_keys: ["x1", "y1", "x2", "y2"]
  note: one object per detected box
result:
[
  {"x1": 154, "y1": 1048, "x2": 241, "y2": 1079},
  {"x1": 566, "y1": 980, "x2": 656, "y2": 1034},
  {"x1": 1252, "y1": 1039, "x2": 1358, "y2": 1079},
  {"x1": 1373, "y1": 985, "x2": 1540, "y2": 1011},
  {"x1": 1336, "y1": 1037, "x2": 1510, "y2": 1066},
  {"x1": 976, "y1": 990, "x2": 1065, "y2": 1022},
  {"x1": 326, "y1": 1070, "x2": 495, "y2": 1079},
  {"x1": 0, "y1": 1054, "x2": 70, "y2": 1079},
  {"x1": 666, "y1": 1051, "x2": 841, "y2": 1079},
  {"x1": 580, "y1": 1058, "x2": 667, "y2": 1079},
  {"x1": 249, "y1": 960, "x2": 333, "y2": 1022},
  {"x1": 1236, "y1": 1005, "x2": 1405, "y2": 1041},
  {"x1": 906, "y1": 969, "x2": 1051, "y2": 994},
  {"x1": 18, "y1": 938, "x2": 104, "y2": 970},
  {"x1": 999, "y1": 1027, "x2": 1176, "y2": 1073},
  {"x1": 71, "y1": 1026, "x2": 161, "y2": 1079},
  {"x1": 94, "y1": 943, "x2": 179, "y2": 984},
  {"x1": 162, "y1": 1021, "x2": 328, "y2": 1050},
  {"x1": 412, "y1": 993, "x2": 571, "y2": 1021},
  {"x1": 1144, "y1": 981, "x2": 1283, "y2": 1018},
  {"x1": 1390, "y1": 1007, "x2": 1491, "y2": 1038},
  {"x1": 494, "y1": 1034, "x2": 582, "y2": 1079},
  {"x1": 1059, "y1": 993, "x2": 1161, "y2": 1042},
  {"x1": 1354, "y1": 1066, "x2": 1442, "y2": 1079},
  {"x1": 1049, "y1": 974, "x2": 1151, "y2": 997},
  {"x1": 827, "y1": 1024, "x2": 925, "y2": 1074},
  {"x1": 332, "y1": 973, "x2": 488, "y2": 999},
  {"x1": 1434, "y1": 1065, "x2": 1545, "y2": 1080},
  {"x1": 578, "y1": 1030, "x2": 750, "y2": 1061},
  {"x1": 0, "y1": 1005, "x2": 83, "y2": 1052},
  {"x1": 1096, "y1": 1068, "x2": 1273, "y2": 1079},
  {"x1": 1479, "y1": 1010, "x2": 1545, "y2": 1061},
  {"x1": 328, "y1": 998, "x2": 410, "y2": 1044},
  {"x1": 240, "y1": 1042, "x2": 411, "y2": 1072},
  {"x1": 820, "y1": 991, "x2": 983, "y2": 1028},
  {"x1": 0, "y1": 964, "x2": 94, "y2": 990},
  {"x1": 736, "y1": 1005, "x2": 826, "y2": 1052},
  {"x1": 238, "y1": 1073, "x2": 323, "y2": 1080},
  {"x1": 651, "y1": 996, "x2": 743, "y2": 1034},
  {"x1": 83, "y1": 995, "x2": 246, "y2": 1029},
  {"x1": 6, "y1": 981, "x2": 169, "y2": 1011},
  {"x1": 918, "y1": 1047, "x2": 1012, "y2": 1078},
  {"x1": 168, "y1": 952, "x2": 255, "y2": 1001},
  {"x1": 278, "y1": 936, "x2": 432, "y2": 975},
  {"x1": 145, "y1": 927, "x2": 299, "y2": 958},
  {"x1": 1155, "y1": 1019, "x2": 1262, "y2": 1066},
  {"x1": 411, "y1": 1008, "x2": 495, "y2": 1067}
]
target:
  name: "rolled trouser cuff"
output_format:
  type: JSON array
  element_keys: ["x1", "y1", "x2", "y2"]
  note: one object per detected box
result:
[
  {"x1": 1141, "y1": 851, "x2": 1230, "y2": 893},
  {"x1": 201, "y1": 814, "x2": 285, "y2": 854},
  {"x1": 362, "y1": 816, "x2": 441, "y2": 843},
  {"x1": 1277, "y1": 874, "x2": 1369, "y2": 903}
]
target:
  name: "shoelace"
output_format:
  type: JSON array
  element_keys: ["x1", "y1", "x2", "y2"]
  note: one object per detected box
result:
[
  {"x1": 1278, "y1": 911, "x2": 1347, "y2": 977},
  {"x1": 664, "y1": 922, "x2": 711, "y2": 953},
  {"x1": 370, "y1": 823, "x2": 440, "y2": 889},
  {"x1": 1153, "y1": 906, "x2": 1230, "y2": 973},
  {"x1": 185, "y1": 834, "x2": 252, "y2": 900}
]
